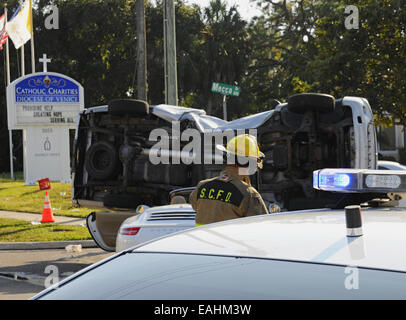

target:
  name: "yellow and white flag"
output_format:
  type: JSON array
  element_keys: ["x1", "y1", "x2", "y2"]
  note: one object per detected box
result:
[{"x1": 5, "y1": 0, "x2": 32, "y2": 49}]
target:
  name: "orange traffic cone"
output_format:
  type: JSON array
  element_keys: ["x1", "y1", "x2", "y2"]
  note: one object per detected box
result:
[{"x1": 41, "y1": 191, "x2": 55, "y2": 223}]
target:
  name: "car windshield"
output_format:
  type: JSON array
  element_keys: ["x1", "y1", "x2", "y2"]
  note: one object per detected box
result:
[
  {"x1": 169, "y1": 188, "x2": 195, "y2": 204},
  {"x1": 39, "y1": 252, "x2": 406, "y2": 300}
]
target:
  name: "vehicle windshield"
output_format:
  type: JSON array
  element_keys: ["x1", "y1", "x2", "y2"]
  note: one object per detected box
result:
[
  {"x1": 169, "y1": 188, "x2": 195, "y2": 204},
  {"x1": 38, "y1": 252, "x2": 406, "y2": 300}
]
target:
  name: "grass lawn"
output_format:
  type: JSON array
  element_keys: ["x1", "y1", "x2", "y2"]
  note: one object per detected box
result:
[
  {"x1": 0, "y1": 173, "x2": 100, "y2": 218},
  {"x1": 0, "y1": 218, "x2": 91, "y2": 242}
]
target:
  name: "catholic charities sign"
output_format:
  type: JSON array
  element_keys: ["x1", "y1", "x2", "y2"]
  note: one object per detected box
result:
[
  {"x1": 7, "y1": 72, "x2": 84, "y2": 184},
  {"x1": 7, "y1": 72, "x2": 83, "y2": 128}
]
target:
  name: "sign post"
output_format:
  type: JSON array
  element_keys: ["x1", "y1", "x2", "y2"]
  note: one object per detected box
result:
[
  {"x1": 211, "y1": 82, "x2": 241, "y2": 121},
  {"x1": 223, "y1": 94, "x2": 227, "y2": 121},
  {"x1": 7, "y1": 67, "x2": 84, "y2": 185}
]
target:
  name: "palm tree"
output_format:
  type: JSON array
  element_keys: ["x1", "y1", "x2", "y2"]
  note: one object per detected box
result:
[{"x1": 195, "y1": 0, "x2": 250, "y2": 116}]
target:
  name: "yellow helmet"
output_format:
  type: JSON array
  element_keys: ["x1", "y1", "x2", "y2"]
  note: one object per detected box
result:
[{"x1": 217, "y1": 134, "x2": 265, "y2": 168}]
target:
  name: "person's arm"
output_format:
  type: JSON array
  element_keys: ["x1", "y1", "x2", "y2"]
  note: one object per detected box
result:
[
  {"x1": 189, "y1": 185, "x2": 199, "y2": 211},
  {"x1": 241, "y1": 187, "x2": 269, "y2": 216}
]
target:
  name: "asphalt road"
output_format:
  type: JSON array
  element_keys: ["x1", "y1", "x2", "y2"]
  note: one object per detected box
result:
[{"x1": 0, "y1": 248, "x2": 114, "y2": 300}]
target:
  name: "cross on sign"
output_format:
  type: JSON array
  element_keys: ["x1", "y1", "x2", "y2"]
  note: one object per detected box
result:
[{"x1": 39, "y1": 54, "x2": 51, "y2": 72}]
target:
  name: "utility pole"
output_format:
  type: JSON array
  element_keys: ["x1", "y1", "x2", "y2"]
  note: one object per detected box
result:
[
  {"x1": 163, "y1": 0, "x2": 178, "y2": 105},
  {"x1": 136, "y1": 0, "x2": 147, "y2": 101}
]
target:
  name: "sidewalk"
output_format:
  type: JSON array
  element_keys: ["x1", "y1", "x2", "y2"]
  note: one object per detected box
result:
[{"x1": 0, "y1": 210, "x2": 86, "y2": 226}]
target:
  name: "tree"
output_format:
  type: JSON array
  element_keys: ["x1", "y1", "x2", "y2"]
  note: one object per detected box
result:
[
  {"x1": 250, "y1": 0, "x2": 406, "y2": 124},
  {"x1": 145, "y1": 0, "x2": 204, "y2": 105},
  {"x1": 0, "y1": 0, "x2": 239, "y2": 171},
  {"x1": 191, "y1": 0, "x2": 251, "y2": 118},
  {"x1": 244, "y1": 0, "x2": 318, "y2": 111},
  {"x1": 1, "y1": 0, "x2": 146, "y2": 171},
  {"x1": 35, "y1": 0, "x2": 139, "y2": 106}
]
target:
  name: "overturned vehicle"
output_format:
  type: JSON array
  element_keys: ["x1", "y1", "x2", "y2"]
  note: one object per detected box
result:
[{"x1": 72, "y1": 93, "x2": 378, "y2": 212}]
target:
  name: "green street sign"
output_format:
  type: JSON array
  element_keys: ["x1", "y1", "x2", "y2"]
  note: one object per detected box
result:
[{"x1": 211, "y1": 82, "x2": 241, "y2": 97}]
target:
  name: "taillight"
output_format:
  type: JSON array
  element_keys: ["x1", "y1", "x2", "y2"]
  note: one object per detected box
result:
[{"x1": 120, "y1": 227, "x2": 140, "y2": 236}]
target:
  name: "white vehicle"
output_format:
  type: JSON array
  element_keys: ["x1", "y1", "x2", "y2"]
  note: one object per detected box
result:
[
  {"x1": 74, "y1": 94, "x2": 377, "y2": 212},
  {"x1": 33, "y1": 168, "x2": 406, "y2": 300},
  {"x1": 87, "y1": 188, "x2": 196, "y2": 252},
  {"x1": 115, "y1": 203, "x2": 195, "y2": 252},
  {"x1": 86, "y1": 95, "x2": 378, "y2": 252}
]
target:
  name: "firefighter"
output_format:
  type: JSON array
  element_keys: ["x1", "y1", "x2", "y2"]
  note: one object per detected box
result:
[{"x1": 190, "y1": 134, "x2": 269, "y2": 226}]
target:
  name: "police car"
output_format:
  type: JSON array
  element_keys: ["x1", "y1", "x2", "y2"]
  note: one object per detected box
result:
[
  {"x1": 33, "y1": 168, "x2": 406, "y2": 299},
  {"x1": 89, "y1": 161, "x2": 406, "y2": 253}
]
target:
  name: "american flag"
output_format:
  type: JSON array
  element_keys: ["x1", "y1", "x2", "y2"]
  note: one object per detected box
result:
[{"x1": 0, "y1": 13, "x2": 8, "y2": 50}]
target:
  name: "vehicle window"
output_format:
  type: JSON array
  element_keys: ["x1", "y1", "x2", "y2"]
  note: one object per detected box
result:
[
  {"x1": 39, "y1": 252, "x2": 406, "y2": 300},
  {"x1": 378, "y1": 126, "x2": 396, "y2": 151}
]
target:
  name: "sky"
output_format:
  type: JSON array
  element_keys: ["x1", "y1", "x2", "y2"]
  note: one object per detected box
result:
[{"x1": 183, "y1": 0, "x2": 263, "y2": 21}]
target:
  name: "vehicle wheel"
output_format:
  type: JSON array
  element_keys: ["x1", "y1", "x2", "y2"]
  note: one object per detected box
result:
[
  {"x1": 287, "y1": 93, "x2": 335, "y2": 114},
  {"x1": 85, "y1": 141, "x2": 120, "y2": 180},
  {"x1": 103, "y1": 194, "x2": 142, "y2": 209},
  {"x1": 108, "y1": 99, "x2": 149, "y2": 115}
]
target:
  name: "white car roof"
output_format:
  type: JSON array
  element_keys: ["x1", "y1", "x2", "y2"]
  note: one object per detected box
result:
[{"x1": 135, "y1": 207, "x2": 406, "y2": 272}]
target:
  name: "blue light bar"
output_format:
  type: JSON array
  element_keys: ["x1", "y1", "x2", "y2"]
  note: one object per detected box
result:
[
  {"x1": 313, "y1": 171, "x2": 319, "y2": 189},
  {"x1": 314, "y1": 169, "x2": 359, "y2": 191},
  {"x1": 313, "y1": 168, "x2": 406, "y2": 193}
]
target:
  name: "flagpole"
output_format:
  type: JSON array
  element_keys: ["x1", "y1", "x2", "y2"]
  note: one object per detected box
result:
[
  {"x1": 21, "y1": 44, "x2": 24, "y2": 76},
  {"x1": 30, "y1": 0, "x2": 34, "y2": 73},
  {"x1": 5, "y1": 7, "x2": 10, "y2": 84},
  {"x1": 4, "y1": 6, "x2": 14, "y2": 180}
]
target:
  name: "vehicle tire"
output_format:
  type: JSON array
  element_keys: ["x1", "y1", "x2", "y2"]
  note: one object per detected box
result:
[
  {"x1": 85, "y1": 141, "x2": 120, "y2": 180},
  {"x1": 103, "y1": 194, "x2": 143, "y2": 209},
  {"x1": 287, "y1": 93, "x2": 335, "y2": 114},
  {"x1": 108, "y1": 99, "x2": 149, "y2": 116}
]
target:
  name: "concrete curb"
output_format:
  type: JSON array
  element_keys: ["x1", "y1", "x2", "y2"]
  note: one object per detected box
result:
[{"x1": 0, "y1": 240, "x2": 97, "y2": 250}]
